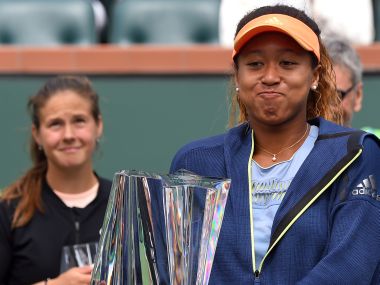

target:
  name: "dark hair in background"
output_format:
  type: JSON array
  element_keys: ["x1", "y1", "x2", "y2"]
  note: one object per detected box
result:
[
  {"x1": 1, "y1": 75, "x2": 101, "y2": 228},
  {"x1": 229, "y1": 5, "x2": 342, "y2": 126}
]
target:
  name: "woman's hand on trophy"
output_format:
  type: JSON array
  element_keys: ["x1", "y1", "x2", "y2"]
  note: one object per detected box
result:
[{"x1": 47, "y1": 266, "x2": 93, "y2": 285}]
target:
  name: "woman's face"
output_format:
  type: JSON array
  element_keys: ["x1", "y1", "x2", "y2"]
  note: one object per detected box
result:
[
  {"x1": 235, "y1": 32, "x2": 319, "y2": 126},
  {"x1": 32, "y1": 90, "x2": 103, "y2": 172}
]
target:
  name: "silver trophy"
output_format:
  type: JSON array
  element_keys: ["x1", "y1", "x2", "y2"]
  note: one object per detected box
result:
[{"x1": 90, "y1": 169, "x2": 230, "y2": 285}]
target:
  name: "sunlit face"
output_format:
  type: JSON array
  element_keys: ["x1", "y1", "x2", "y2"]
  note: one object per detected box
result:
[
  {"x1": 334, "y1": 64, "x2": 363, "y2": 127},
  {"x1": 234, "y1": 32, "x2": 319, "y2": 127},
  {"x1": 32, "y1": 90, "x2": 103, "y2": 172}
]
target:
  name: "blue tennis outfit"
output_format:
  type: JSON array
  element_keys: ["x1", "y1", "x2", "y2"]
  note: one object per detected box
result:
[{"x1": 170, "y1": 118, "x2": 380, "y2": 284}]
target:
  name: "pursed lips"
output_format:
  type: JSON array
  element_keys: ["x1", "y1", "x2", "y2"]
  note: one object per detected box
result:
[{"x1": 257, "y1": 91, "x2": 283, "y2": 99}]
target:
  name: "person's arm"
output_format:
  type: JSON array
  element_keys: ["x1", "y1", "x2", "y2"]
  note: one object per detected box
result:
[
  {"x1": 298, "y1": 200, "x2": 380, "y2": 284},
  {"x1": 32, "y1": 266, "x2": 93, "y2": 285},
  {"x1": 297, "y1": 138, "x2": 380, "y2": 284}
]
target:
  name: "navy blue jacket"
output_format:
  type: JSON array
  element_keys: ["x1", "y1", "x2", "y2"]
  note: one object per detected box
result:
[{"x1": 170, "y1": 118, "x2": 380, "y2": 285}]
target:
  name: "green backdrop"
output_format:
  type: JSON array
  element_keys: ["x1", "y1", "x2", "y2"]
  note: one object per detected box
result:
[{"x1": 0, "y1": 73, "x2": 378, "y2": 188}]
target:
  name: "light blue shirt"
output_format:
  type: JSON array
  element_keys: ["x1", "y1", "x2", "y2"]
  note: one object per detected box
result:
[{"x1": 251, "y1": 125, "x2": 319, "y2": 267}]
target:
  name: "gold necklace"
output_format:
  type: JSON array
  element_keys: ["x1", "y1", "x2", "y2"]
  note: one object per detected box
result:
[{"x1": 257, "y1": 124, "x2": 310, "y2": 162}]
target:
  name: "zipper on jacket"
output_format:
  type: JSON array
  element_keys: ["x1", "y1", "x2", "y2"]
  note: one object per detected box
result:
[
  {"x1": 248, "y1": 131, "x2": 257, "y2": 277},
  {"x1": 75, "y1": 220, "x2": 80, "y2": 244},
  {"x1": 254, "y1": 270, "x2": 260, "y2": 284}
]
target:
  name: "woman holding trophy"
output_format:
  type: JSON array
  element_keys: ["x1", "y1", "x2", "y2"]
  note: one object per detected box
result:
[{"x1": 171, "y1": 5, "x2": 380, "y2": 284}]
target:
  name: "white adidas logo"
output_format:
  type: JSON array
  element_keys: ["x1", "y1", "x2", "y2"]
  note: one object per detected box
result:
[
  {"x1": 351, "y1": 175, "x2": 379, "y2": 201},
  {"x1": 263, "y1": 16, "x2": 284, "y2": 26}
]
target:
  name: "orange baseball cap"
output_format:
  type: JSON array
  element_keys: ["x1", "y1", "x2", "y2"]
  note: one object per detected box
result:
[{"x1": 232, "y1": 14, "x2": 320, "y2": 62}]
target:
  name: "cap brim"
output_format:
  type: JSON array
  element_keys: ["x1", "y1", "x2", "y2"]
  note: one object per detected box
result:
[{"x1": 233, "y1": 14, "x2": 320, "y2": 61}]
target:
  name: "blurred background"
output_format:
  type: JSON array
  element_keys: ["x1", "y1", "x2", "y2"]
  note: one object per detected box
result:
[{"x1": 0, "y1": 0, "x2": 379, "y2": 187}]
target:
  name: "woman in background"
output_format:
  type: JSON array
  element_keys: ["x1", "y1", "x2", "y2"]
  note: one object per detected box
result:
[{"x1": 0, "y1": 76, "x2": 112, "y2": 285}]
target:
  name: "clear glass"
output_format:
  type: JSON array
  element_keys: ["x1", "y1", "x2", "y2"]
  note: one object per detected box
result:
[
  {"x1": 60, "y1": 242, "x2": 98, "y2": 272},
  {"x1": 90, "y1": 169, "x2": 230, "y2": 285}
]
